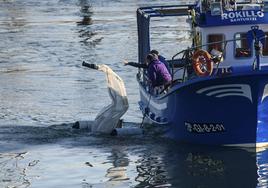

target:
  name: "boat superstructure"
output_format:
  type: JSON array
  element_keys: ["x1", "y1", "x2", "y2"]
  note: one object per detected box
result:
[{"x1": 136, "y1": 0, "x2": 268, "y2": 147}]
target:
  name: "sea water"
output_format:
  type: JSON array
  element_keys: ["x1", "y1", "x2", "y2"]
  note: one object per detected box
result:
[{"x1": 0, "y1": 0, "x2": 267, "y2": 187}]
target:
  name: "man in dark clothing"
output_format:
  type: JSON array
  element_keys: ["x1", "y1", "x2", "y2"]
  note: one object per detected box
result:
[
  {"x1": 123, "y1": 50, "x2": 171, "y2": 70},
  {"x1": 122, "y1": 49, "x2": 170, "y2": 72},
  {"x1": 122, "y1": 60, "x2": 148, "y2": 69}
]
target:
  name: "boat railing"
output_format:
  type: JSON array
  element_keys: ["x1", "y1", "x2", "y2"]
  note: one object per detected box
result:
[
  {"x1": 170, "y1": 39, "x2": 230, "y2": 82},
  {"x1": 170, "y1": 33, "x2": 267, "y2": 82},
  {"x1": 199, "y1": 0, "x2": 265, "y2": 15}
]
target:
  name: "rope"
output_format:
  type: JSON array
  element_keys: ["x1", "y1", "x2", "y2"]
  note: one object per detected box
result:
[{"x1": 140, "y1": 94, "x2": 152, "y2": 128}]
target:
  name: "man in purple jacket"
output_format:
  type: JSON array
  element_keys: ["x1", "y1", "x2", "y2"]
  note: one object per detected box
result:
[
  {"x1": 123, "y1": 53, "x2": 172, "y2": 88},
  {"x1": 146, "y1": 53, "x2": 172, "y2": 88},
  {"x1": 150, "y1": 49, "x2": 171, "y2": 74}
]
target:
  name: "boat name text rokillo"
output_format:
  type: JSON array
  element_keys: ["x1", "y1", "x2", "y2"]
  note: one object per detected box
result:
[
  {"x1": 185, "y1": 122, "x2": 225, "y2": 133},
  {"x1": 221, "y1": 10, "x2": 264, "y2": 22}
]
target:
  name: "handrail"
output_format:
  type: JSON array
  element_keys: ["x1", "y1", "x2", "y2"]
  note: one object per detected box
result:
[
  {"x1": 170, "y1": 35, "x2": 267, "y2": 82},
  {"x1": 172, "y1": 34, "x2": 268, "y2": 61},
  {"x1": 172, "y1": 37, "x2": 249, "y2": 61},
  {"x1": 138, "y1": 4, "x2": 195, "y2": 18}
]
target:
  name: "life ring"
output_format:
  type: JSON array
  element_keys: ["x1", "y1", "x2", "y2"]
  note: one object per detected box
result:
[{"x1": 192, "y1": 49, "x2": 213, "y2": 77}]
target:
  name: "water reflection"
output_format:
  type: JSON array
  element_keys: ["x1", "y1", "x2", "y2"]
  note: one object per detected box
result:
[
  {"x1": 257, "y1": 149, "x2": 268, "y2": 187},
  {"x1": 134, "y1": 145, "x2": 264, "y2": 188},
  {"x1": 135, "y1": 154, "x2": 169, "y2": 187},
  {"x1": 105, "y1": 148, "x2": 130, "y2": 186},
  {"x1": 0, "y1": 126, "x2": 268, "y2": 188},
  {"x1": 77, "y1": 0, "x2": 102, "y2": 46},
  {"x1": 0, "y1": 1, "x2": 27, "y2": 32},
  {"x1": 0, "y1": 152, "x2": 33, "y2": 188},
  {"x1": 77, "y1": 0, "x2": 93, "y2": 26}
]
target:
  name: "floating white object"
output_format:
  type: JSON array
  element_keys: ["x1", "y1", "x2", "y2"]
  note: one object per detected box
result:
[
  {"x1": 82, "y1": 63, "x2": 129, "y2": 134},
  {"x1": 73, "y1": 121, "x2": 93, "y2": 130},
  {"x1": 111, "y1": 127, "x2": 144, "y2": 136}
]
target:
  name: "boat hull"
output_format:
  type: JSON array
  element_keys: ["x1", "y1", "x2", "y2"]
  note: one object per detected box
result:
[{"x1": 139, "y1": 71, "x2": 268, "y2": 146}]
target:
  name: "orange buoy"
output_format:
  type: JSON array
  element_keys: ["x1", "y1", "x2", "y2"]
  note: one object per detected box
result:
[{"x1": 192, "y1": 49, "x2": 213, "y2": 77}]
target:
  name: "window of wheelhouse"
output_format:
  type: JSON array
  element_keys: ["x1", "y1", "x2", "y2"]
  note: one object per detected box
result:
[
  {"x1": 262, "y1": 32, "x2": 268, "y2": 56},
  {"x1": 207, "y1": 34, "x2": 225, "y2": 55},
  {"x1": 234, "y1": 33, "x2": 252, "y2": 58}
]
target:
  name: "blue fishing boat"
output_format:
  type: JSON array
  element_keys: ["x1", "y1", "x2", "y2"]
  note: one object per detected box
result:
[{"x1": 136, "y1": 0, "x2": 268, "y2": 147}]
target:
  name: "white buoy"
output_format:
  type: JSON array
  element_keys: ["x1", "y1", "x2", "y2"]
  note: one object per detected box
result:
[
  {"x1": 72, "y1": 121, "x2": 93, "y2": 130},
  {"x1": 111, "y1": 127, "x2": 144, "y2": 136}
]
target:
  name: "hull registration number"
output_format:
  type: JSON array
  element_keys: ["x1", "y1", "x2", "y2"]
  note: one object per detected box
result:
[{"x1": 185, "y1": 122, "x2": 225, "y2": 133}]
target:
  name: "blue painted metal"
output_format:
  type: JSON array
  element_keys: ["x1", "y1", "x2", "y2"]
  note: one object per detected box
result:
[
  {"x1": 138, "y1": 70, "x2": 268, "y2": 145},
  {"x1": 197, "y1": 10, "x2": 268, "y2": 27},
  {"x1": 136, "y1": 3, "x2": 268, "y2": 146},
  {"x1": 137, "y1": 5, "x2": 190, "y2": 63}
]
